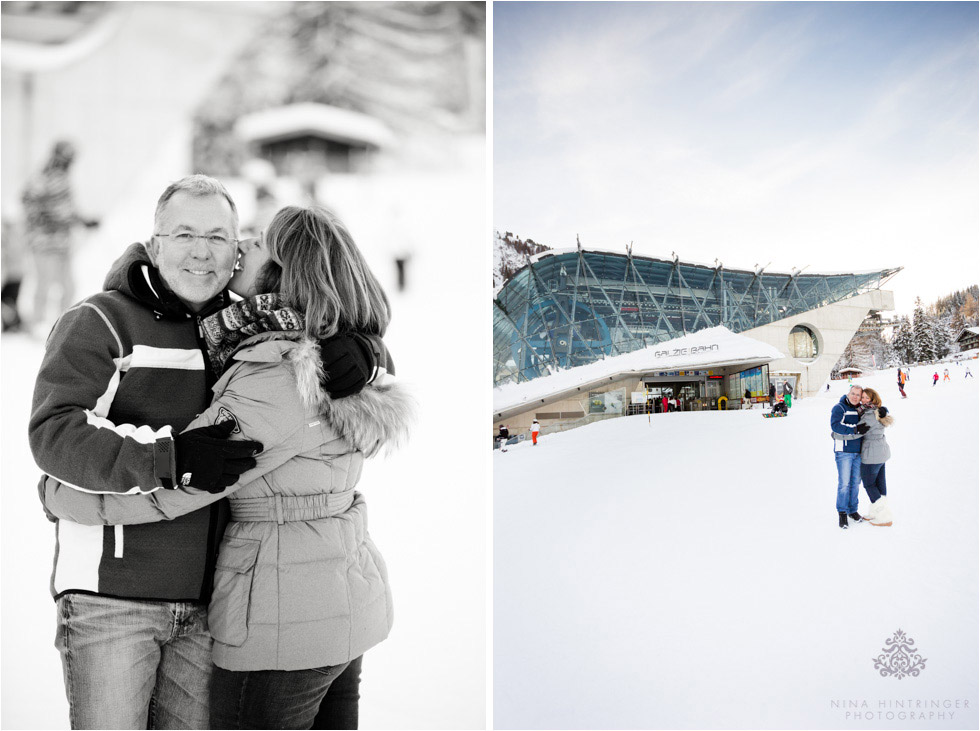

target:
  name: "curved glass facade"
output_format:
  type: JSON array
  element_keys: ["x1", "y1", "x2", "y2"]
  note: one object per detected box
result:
[{"x1": 494, "y1": 248, "x2": 900, "y2": 385}]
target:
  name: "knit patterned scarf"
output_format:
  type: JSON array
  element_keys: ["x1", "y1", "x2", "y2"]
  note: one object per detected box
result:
[{"x1": 201, "y1": 293, "x2": 305, "y2": 376}]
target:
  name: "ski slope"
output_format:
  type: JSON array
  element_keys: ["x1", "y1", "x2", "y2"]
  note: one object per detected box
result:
[{"x1": 494, "y1": 363, "x2": 979, "y2": 730}]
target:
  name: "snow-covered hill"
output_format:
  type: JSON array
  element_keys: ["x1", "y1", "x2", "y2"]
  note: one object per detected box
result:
[
  {"x1": 493, "y1": 230, "x2": 550, "y2": 295},
  {"x1": 494, "y1": 363, "x2": 979, "y2": 729}
]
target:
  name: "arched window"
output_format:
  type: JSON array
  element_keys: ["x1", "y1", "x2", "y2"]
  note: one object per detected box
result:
[{"x1": 788, "y1": 325, "x2": 819, "y2": 361}]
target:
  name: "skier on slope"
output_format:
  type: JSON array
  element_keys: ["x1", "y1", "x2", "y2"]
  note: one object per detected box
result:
[
  {"x1": 933, "y1": 372, "x2": 939, "y2": 386},
  {"x1": 530, "y1": 419, "x2": 540, "y2": 446},
  {"x1": 943, "y1": 368, "x2": 950, "y2": 381},
  {"x1": 897, "y1": 367, "x2": 907, "y2": 398},
  {"x1": 966, "y1": 366, "x2": 974, "y2": 378}
]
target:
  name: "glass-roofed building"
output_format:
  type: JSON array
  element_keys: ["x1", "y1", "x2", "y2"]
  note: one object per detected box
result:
[{"x1": 494, "y1": 243, "x2": 901, "y2": 392}]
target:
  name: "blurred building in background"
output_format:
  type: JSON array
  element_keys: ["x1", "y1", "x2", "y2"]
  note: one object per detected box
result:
[{"x1": 2, "y1": 1, "x2": 486, "y2": 307}]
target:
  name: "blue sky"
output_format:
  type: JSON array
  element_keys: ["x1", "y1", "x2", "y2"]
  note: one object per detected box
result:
[{"x1": 493, "y1": 2, "x2": 979, "y2": 315}]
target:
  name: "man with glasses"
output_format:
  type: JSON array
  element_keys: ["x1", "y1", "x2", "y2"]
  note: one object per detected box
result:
[
  {"x1": 30, "y1": 175, "x2": 382, "y2": 729},
  {"x1": 830, "y1": 384, "x2": 869, "y2": 530}
]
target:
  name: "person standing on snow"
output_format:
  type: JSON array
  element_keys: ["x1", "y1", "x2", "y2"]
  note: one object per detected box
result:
[
  {"x1": 856, "y1": 387, "x2": 894, "y2": 527},
  {"x1": 830, "y1": 385, "x2": 867, "y2": 530},
  {"x1": 769, "y1": 381, "x2": 776, "y2": 409},
  {"x1": 21, "y1": 140, "x2": 100, "y2": 328},
  {"x1": 530, "y1": 419, "x2": 540, "y2": 445},
  {"x1": 28, "y1": 175, "x2": 384, "y2": 729},
  {"x1": 897, "y1": 367, "x2": 907, "y2": 398},
  {"x1": 933, "y1": 371, "x2": 939, "y2": 386},
  {"x1": 943, "y1": 368, "x2": 950, "y2": 381},
  {"x1": 498, "y1": 424, "x2": 510, "y2": 451},
  {"x1": 966, "y1": 366, "x2": 974, "y2": 378}
]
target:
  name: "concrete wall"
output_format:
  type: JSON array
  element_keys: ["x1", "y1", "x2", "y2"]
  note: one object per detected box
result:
[
  {"x1": 743, "y1": 289, "x2": 895, "y2": 396},
  {"x1": 494, "y1": 376, "x2": 643, "y2": 438}
]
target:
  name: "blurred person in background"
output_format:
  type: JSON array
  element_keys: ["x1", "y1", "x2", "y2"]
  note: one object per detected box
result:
[
  {"x1": 21, "y1": 140, "x2": 100, "y2": 328},
  {"x1": 30, "y1": 175, "x2": 387, "y2": 729},
  {"x1": 1, "y1": 218, "x2": 26, "y2": 332}
]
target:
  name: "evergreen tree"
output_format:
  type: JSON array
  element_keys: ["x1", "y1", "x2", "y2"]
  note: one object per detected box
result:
[
  {"x1": 931, "y1": 314, "x2": 951, "y2": 359},
  {"x1": 891, "y1": 316, "x2": 915, "y2": 365},
  {"x1": 912, "y1": 297, "x2": 935, "y2": 362}
]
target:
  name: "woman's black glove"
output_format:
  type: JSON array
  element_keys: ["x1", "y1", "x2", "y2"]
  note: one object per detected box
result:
[
  {"x1": 174, "y1": 420, "x2": 263, "y2": 493},
  {"x1": 317, "y1": 332, "x2": 379, "y2": 399},
  {"x1": 854, "y1": 423, "x2": 871, "y2": 435},
  {"x1": 877, "y1": 406, "x2": 889, "y2": 418}
]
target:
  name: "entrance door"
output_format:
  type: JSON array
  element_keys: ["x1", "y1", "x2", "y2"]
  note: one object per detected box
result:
[{"x1": 706, "y1": 380, "x2": 720, "y2": 409}]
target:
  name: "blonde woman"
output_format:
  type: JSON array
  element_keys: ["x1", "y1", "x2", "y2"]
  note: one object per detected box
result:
[
  {"x1": 857, "y1": 387, "x2": 894, "y2": 526},
  {"x1": 41, "y1": 205, "x2": 414, "y2": 728}
]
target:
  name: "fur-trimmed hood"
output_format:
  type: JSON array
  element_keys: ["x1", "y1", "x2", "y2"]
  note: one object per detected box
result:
[
  {"x1": 876, "y1": 411, "x2": 894, "y2": 428},
  {"x1": 284, "y1": 338, "x2": 416, "y2": 458}
]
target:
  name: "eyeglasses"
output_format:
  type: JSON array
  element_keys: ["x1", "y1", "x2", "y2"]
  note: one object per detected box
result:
[{"x1": 153, "y1": 232, "x2": 238, "y2": 247}]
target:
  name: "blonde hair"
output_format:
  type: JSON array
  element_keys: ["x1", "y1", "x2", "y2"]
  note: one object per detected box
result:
[
  {"x1": 258, "y1": 205, "x2": 390, "y2": 339},
  {"x1": 862, "y1": 387, "x2": 883, "y2": 408}
]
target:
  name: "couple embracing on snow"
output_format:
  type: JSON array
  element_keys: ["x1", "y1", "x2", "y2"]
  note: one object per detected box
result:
[{"x1": 830, "y1": 384, "x2": 895, "y2": 530}]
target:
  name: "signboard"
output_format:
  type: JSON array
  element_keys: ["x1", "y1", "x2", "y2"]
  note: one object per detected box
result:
[
  {"x1": 631, "y1": 391, "x2": 647, "y2": 405},
  {"x1": 589, "y1": 389, "x2": 626, "y2": 414}
]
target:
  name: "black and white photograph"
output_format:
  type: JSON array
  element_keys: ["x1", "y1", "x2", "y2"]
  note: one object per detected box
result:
[{"x1": 1, "y1": 2, "x2": 485, "y2": 729}]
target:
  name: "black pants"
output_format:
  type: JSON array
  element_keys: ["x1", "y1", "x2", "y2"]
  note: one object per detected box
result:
[
  {"x1": 312, "y1": 655, "x2": 362, "y2": 730},
  {"x1": 210, "y1": 655, "x2": 362, "y2": 730}
]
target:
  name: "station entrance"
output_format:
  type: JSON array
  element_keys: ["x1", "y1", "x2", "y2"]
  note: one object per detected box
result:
[{"x1": 640, "y1": 378, "x2": 725, "y2": 412}]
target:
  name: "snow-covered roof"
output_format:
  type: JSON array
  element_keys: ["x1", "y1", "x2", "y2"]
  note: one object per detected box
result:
[
  {"x1": 234, "y1": 103, "x2": 396, "y2": 149},
  {"x1": 493, "y1": 326, "x2": 784, "y2": 414},
  {"x1": 527, "y1": 245, "x2": 895, "y2": 278}
]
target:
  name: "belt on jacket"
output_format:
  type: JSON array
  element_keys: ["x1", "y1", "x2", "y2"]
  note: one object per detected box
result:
[{"x1": 229, "y1": 492, "x2": 357, "y2": 525}]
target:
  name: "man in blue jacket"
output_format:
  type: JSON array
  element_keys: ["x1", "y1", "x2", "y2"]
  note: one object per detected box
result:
[{"x1": 830, "y1": 384, "x2": 870, "y2": 529}]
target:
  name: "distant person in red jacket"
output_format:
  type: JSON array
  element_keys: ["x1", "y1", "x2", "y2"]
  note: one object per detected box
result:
[
  {"x1": 933, "y1": 372, "x2": 939, "y2": 386},
  {"x1": 661, "y1": 395, "x2": 668, "y2": 413}
]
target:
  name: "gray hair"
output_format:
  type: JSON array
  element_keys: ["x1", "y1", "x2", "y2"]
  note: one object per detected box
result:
[{"x1": 152, "y1": 174, "x2": 239, "y2": 236}]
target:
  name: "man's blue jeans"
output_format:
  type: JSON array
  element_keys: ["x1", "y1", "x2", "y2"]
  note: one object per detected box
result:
[
  {"x1": 210, "y1": 660, "x2": 353, "y2": 729},
  {"x1": 55, "y1": 593, "x2": 212, "y2": 729},
  {"x1": 835, "y1": 452, "x2": 862, "y2": 514}
]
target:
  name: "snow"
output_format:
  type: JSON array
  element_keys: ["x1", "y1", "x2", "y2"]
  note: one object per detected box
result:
[
  {"x1": 494, "y1": 326, "x2": 784, "y2": 412},
  {"x1": 234, "y1": 102, "x2": 396, "y2": 149},
  {"x1": 0, "y1": 170, "x2": 487, "y2": 729},
  {"x1": 494, "y1": 362, "x2": 979, "y2": 729}
]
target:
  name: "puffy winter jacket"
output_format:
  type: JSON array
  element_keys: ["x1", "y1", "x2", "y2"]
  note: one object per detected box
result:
[
  {"x1": 859, "y1": 408, "x2": 893, "y2": 464},
  {"x1": 41, "y1": 334, "x2": 414, "y2": 671},
  {"x1": 30, "y1": 243, "x2": 230, "y2": 601},
  {"x1": 830, "y1": 394, "x2": 862, "y2": 453}
]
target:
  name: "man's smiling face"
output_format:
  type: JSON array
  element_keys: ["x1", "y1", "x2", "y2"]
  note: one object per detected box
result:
[{"x1": 147, "y1": 192, "x2": 237, "y2": 312}]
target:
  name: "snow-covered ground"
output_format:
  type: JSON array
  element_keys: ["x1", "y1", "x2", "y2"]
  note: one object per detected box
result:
[
  {"x1": 494, "y1": 363, "x2": 979, "y2": 729},
  {"x1": 0, "y1": 175, "x2": 488, "y2": 729}
]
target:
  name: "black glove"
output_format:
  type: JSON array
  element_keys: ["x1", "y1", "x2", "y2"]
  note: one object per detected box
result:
[
  {"x1": 877, "y1": 406, "x2": 888, "y2": 418},
  {"x1": 854, "y1": 423, "x2": 870, "y2": 435},
  {"x1": 174, "y1": 420, "x2": 263, "y2": 494},
  {"x1": 318, "y1": 332, "x2": 378, "y2": 399}
]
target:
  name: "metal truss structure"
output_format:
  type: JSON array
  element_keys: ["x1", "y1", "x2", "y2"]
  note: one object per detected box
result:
[{"x1": 494, "y1": 244, "x2": 901, "y2": 385}]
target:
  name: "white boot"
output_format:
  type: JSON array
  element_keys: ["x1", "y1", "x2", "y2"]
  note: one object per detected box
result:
[
  {"x1": 862, "y1": 499, "x2": 879, "y2": 522},
  {"x1": 869, "y1": 496, "x2": 893, "y2": 527}
]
